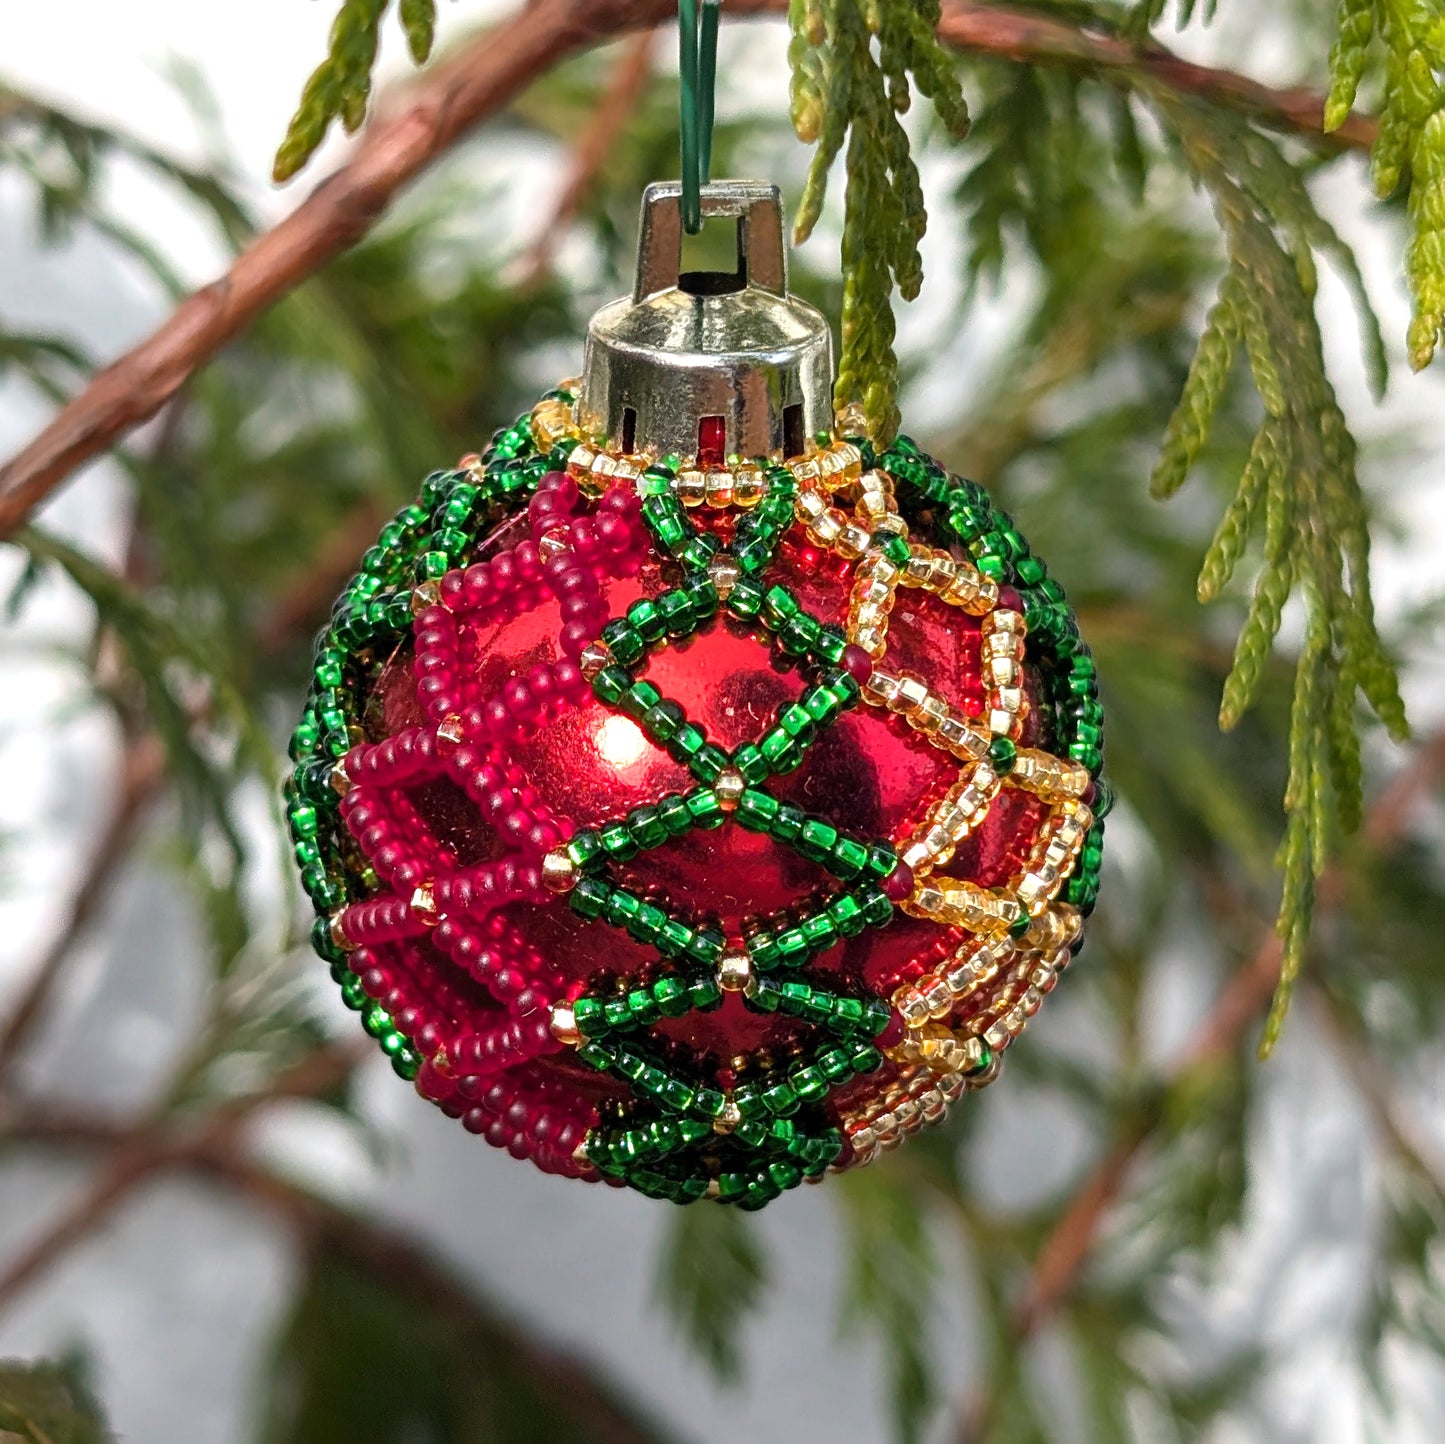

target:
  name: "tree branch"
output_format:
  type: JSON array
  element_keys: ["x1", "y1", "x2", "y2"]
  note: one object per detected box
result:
[
  {"x1": 519, "y1": 27, "x2": 659, "y2": 286},
  {"x1": 0, "y1": 1040, "x2": 363, "y2": 1314},
  {"x1": 954, "y1": 724, "x2": 1445, "y2": 1443},
  {"x1": 0, "y1": 0, "x2": 1373, "y2": 538},
  {"x1": 0, "y1": 736, "x2": 165, "y2": 1092},
  {"x1": 1, "y1": 1054, "x2": 668, "y2": 1443},
  {"x1": 934, "y1": 7, "x2": 1377, "y2": 153}
]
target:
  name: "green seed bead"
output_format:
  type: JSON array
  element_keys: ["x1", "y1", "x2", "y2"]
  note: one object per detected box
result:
[
  {"x1": 989, "y1": 737, "x2": 1018, "y2": 774},
  {"x1": 686, "y1": 789, "x2": 723, "y2": 827},
  {"x1": 601, "y1": 621, "x2": 646, "y2": 668},
  {"x1": 591, "y1": 666, "x2": 631, "y2": 706},
  {"x1": 573, "y1": 997, "x2": 605, "y2": 1035},
  {"x1": 620, "y1": 679, "x2": 663, "y2": 719},
  {"x1": 658, "y1": 793, "x2": 694, "y2": 835},
  {"x1": 689, "y1": 745, "x2": 730, "y2": 786},
  {"x1": 627, "y1": 987, "x2": 660, "y2": 1026},
  {"x1": 654, "y1": 977, "x2": 690, "y2": 1016},
  {"x1": 567, "y1": 831, "x2": 605, "y2": 870},
  {"x1": 736, "y1": 787, "x2": 779, "y2": 831},
  {"x1": 829, "y1": 892, "x2": 865, "y2": 936},
  {"x1": 727, "y1": 577, "x2": 765, "y2": 617},
  {"x1": 626, "y1": 598, "x2": 666, "y2": 642},
  {"x1": 569, "y1": 878, "x2": 610, "y2": 919},
  {"x1": 761, "y1": 585, "x2": 801, "y2": 629}
]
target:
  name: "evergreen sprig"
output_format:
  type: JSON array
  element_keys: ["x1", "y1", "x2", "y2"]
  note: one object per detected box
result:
[
  {"x1": 1151, "y1": 96, "x2": 1408, "y2": 1048},
  {"x1": 272, "y1": 0, "x2": 437, "y2": 182},
  {"x1": 788, "y1": 0, "x2": 969, "y2": 441},
  {"x1": 1326, "y1": 0, "x2": 1445, "y2": 368}
]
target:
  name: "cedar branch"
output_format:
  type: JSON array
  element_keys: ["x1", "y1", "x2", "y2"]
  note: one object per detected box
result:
[{"x1": 0, "y1": 0, "x2": 1375, "y2": 538}]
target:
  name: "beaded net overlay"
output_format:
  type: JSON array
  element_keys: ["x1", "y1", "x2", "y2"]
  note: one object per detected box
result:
[{"x1": 286, "y1": 388, "x2": 1108, "y2": 1208}]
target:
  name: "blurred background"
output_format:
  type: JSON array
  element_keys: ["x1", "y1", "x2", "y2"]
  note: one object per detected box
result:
[{"x1": 1, "y1": 1, "x2": 1443, "y2": 1441}]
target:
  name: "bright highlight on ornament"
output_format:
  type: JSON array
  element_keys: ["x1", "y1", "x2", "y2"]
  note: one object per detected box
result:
[
  {"x1": 284, "y1": 181, "x2": 1108, "y2": 1211},
  {"x1": 594, "y1": 714, "x2": 649, "y2": 770}
]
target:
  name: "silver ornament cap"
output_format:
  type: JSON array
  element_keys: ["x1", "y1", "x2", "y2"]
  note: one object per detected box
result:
[{"x1": 577, "y1": 180, "x2": 834, "y2": 463}]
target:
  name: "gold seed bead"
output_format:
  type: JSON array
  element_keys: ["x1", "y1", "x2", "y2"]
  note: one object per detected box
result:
[
  {"x1": 935, "y1": 712, "x2": 992, "y2": 762},
  {"x1": 708, "y1": 553, "x2": 742, "y2": 600},
  {"x1": 807, "y1": 509, "x2": 846, "y2": 546},
  {"x1": 988, "y1": 654, "x2": 1020, "y2": 687},
  {"x1": 1023, "y1": 905, "x2": 1082, "y2": 952},
  {"x1": 410, "y1": 882, "x2": 439, "y2": 925},
  {"x1": 611, "y1": 457, "x2": 643, "y2": 483},
  {"x1": 437, "y1": 714, "x2": 465, "y2": 745},
  {"x1": 541, "y1": 849, "x2": 578, "y2": 893},
  {"x1": 713, "y1": 1099, "x2": 742, "y2": 1134},
  {"x1": 531, "y1": 398, "x2": 575, "y2": 452},
  {"x1": 704, "y1": 469, "x2": 733, "y2": 507},
  {"x1": 733, "y1": 464, "x2": 765, "y2": 507},
  {"x1": 704, "y1": 1179, "x2": 722, "y2": 1200},
  {"x1": 411, "y1": 578, "x2": 443, "y2": 615},
  {"x1": 549, "y1": 1001, "x2": 581, "y2": 1046},
  {"x1": 589, "y1": 453, "x2": 619, "y2": 482},
  {"x1": 833, "y1": 440, "x2": 863, "y2": 481},
  {"x1": 714, "y1": 767, "x2": 746, "y2": 812},
  {"x1": 1009, "y1": 749, "x2": 1091, "y2": 800},
  {"x1": 675, "y1": 469, "x2": 705, "y2": 506},
  {"x1": 896, "y1": 675, "x2": 930, "y2": 714},
  {"x1": 836, "y1": 524, "x2": 872, "y2": 559},
  {"x1": 567, "y1": 443, "x2": 597, "y2": 477},
  {"x1": 579, "y1": 641, "x2": 613, "y2": 680},
  {"x1": 329, "y1": 910, "x2": 357, "y2": 952},
  {"x1": 328, "y1": 759, "x2": 353, "y2": 797},
  {"x1": 571, "y1": 1137, "x2": 592, "y2": 1167},
  {"x1": 789, "y1": 456, "x2": 822, "y2": 483},
  {"x1": 718, "y1": 948, "x2": 752, "y2": 992},
  {"x1": 817, "y1": 446, "x2": 846, "y2": 482},
  {"x1": 538, "y1": 528, "x2": 571, "y2": 561},
  {"x1": 904, "y1": 879, "x2": 1021, "y2": 935},
  {"x1": 796, "y1": 488, "x2": 829, "y2": 522},
  {"x1": 863, "y1": 667, "x2": 902, "y2": 707}
]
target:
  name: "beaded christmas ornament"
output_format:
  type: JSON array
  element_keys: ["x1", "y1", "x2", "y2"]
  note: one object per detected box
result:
[{"x1": 286, "y1": 388, "x2": 1108, "y2": 1209}]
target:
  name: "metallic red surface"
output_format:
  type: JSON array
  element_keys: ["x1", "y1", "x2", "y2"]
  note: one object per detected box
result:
[{"x1": 362, "y1": 515, "x2": 1050, "y2": 1108}]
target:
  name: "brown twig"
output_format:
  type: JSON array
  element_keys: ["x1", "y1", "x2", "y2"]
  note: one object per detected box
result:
[
  {"x1": 0, "y1": 1041, "x2": 363, "y2": 1315},
  {"x1": 519, "y1": 28, "x2": 658, "y2": 286},
  {"x1": 0, "y1": 490, "x2": 408, "y2": 1093},
  {"x1": 0, "y1": 0, "x2": 1375, "y2": 538},
  {"x1": 0, "y1": 1109, "x2": 670, "y2": 1443},
  {"x1": 191, "y1": 1151, "x2": 673, "y2": 1444},
  {"x1": 0, "y1": 735, "x2": 166, "y2": 1092},
  {"x1": 935, "y1": 7, "x2": 1378, "y2": 152},
  {"x1": 955, "y1": 725, "x2": 1445, "y2": 1443}
]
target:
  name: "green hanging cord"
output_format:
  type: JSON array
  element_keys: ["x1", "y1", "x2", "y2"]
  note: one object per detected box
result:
[{"x1": 679, "y1": 0, "x2": 721, "y2": 234}]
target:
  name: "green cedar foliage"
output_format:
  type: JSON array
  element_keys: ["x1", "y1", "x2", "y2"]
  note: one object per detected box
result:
[
  {"x1": 0, "y1": 1357, "x2": 113, "y2": 1444},
  {"x1": 273, "y1": 0, "x2": 438, "y2": 181},
  {"x1": 787, "y1": 0, "x2": 969, "y2": 441},
  {"x1": 1326, "y1": 0, "x2": 1445, "y2": 368},
  {"x1": 1149, "y1": 93, "x2": 1408, "y2": 1049}
]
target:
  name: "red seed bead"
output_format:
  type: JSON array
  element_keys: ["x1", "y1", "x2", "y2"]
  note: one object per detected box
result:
[
  {"x1": 842, "y1": 644, "x2": 874, "y2": 683},
  {"x1": 882, "y1": 859, "x2": 914, "y2": 903}
]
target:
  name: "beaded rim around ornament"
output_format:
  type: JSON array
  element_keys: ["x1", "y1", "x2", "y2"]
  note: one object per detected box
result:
[{"x1": 285, "y1": 387, "x2": 1108, "y2": 1208}]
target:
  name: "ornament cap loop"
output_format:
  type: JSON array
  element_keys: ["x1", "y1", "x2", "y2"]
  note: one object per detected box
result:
[
  {"x1": 633, "y1": 179, "x2": 786, "y2": 301},
  {"x1": 579, "y1": 180, "x2": 834, "y2": 464}
]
